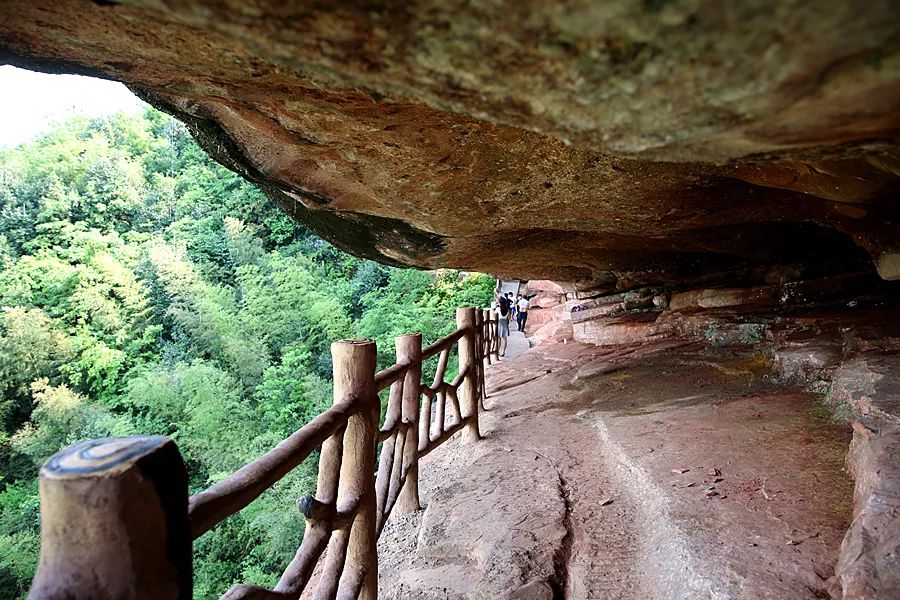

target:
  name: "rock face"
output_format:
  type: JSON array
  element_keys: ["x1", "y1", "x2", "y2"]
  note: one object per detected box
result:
[
  {"x1": 519, "y1": 276, "x2": 900, "y2": 599},
  {"x1": 377, "y1": 339, "x2": 857, "y2": 599},
  {"x1": 2, "y1": 1, "x2": 900, "y2": 287},
  {"x1": 829, "y1": 355, "x2": 900, "y2": 599},
  {"x1": 3, "y1": 8, "x2": 900, "y2": 595}
]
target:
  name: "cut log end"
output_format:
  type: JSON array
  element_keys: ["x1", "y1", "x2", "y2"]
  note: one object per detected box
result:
[
  {"x1": 41, "y1": 435, "x2": 171, "y2": 479},
  {"x1": 31, "y1": 435, "x2": 191, "y2": 600}
]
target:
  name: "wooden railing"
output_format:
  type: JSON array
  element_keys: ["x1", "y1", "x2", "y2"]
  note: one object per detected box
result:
[{"x1": 28, "y1": 306, "x2": 499, "y2": 600}]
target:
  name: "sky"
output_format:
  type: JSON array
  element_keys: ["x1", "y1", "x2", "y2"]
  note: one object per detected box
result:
[{"x1": 0, "y1": 65, "x2": 147, "y2": 148}]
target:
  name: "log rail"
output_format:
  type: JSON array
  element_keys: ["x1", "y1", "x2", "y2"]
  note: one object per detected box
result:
[{"x1": 28, "y1": 306, "x2": 500, "y2": 600}]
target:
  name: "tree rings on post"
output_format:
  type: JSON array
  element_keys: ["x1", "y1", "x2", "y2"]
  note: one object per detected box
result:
[{"x1": 42, "y1": 435, "x2": 171, "y2": 478}]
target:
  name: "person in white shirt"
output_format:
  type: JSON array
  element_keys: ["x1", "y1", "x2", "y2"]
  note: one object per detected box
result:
[{"x1": 516, "y1": 294, "x2": 529, "y2": 332}]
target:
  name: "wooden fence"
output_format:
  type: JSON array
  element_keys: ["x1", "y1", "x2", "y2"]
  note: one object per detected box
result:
[{"x1": 28, "y1": 307, "x2": 502, "y2": 600}]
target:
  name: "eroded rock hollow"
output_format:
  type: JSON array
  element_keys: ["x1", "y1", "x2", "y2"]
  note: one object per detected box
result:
[{"x1": 2, "y1": 0, "x2": 899, "y2": 288}]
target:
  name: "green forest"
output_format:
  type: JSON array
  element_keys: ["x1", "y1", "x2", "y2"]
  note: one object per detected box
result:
[{"x1": 0, "y1": 108, "x2": 493, "y2": 599}]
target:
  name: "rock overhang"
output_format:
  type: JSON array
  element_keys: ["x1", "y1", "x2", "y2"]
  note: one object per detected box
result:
[{"x1": 1, "y1": 0, "x2": 899, "y2": 288}]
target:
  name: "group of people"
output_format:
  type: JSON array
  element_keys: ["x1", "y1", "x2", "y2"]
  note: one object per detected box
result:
[{"x1": 492, "y1": 289, "x2": 530, "y2": 357}]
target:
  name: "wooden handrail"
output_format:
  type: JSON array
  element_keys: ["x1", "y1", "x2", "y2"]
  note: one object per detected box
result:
[
  {"x1": 374, "y1": 361, "x2": 409, "y2": 391},
  {"x1": 377, "y1": 419, "x2": 411, "y2": 443},
  {"x1": 29, "y1": 306, "x2": 496, "y2": 600},
  {"x1": 394, "y1": 332, "x2": 422, "y2": 515},
  {"x1": 189, "y1": 399, "x2": 359, "y2": 539},
  {"x1": 422, "y1": 326, "x2": 467, "y2": 360},
  {"x1": 379, "y1": 376, "x2": 405, "y2": 435},
  {"x1": 449, "y1": 363, "x2": 470, "y2": 388}
]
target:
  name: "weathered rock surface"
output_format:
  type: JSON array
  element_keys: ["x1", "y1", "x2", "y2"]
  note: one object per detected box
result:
[
  {"x1": 768, "y1": 325, "x2": 900, "y2": 599},
  {"x1": 2, "y1": 2, "x2": 900, "y2": 286},
  {"x1": 518, "y1": 281, "x2": 900, "y2": 598},
  {"x1": 828, "y1": 355, "x2": 900, "y2": 599},
  {"x1": 376, "y1": 339, "x2": 855, "y2": 599}
]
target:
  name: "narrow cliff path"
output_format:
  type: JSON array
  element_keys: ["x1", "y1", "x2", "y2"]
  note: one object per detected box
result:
[
  {"x1": 377, "y1": 341, "x2": 853, "y2": 599},
  {"x1": 504, "y1": 329, "x2": 531, "y2": 360}
]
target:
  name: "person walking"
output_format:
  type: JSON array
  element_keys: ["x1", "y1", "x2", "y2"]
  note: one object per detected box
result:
[
  {"x1": 516, "y1": 293, "x2": 529, "y2": 332},
  {"x1": 494, "y1": 292, "x2": 511, "y2": 357}
]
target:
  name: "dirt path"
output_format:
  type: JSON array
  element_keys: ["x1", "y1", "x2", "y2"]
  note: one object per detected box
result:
[{"x1": 377, "y1": 342, "x2": 853, "y2": 599}]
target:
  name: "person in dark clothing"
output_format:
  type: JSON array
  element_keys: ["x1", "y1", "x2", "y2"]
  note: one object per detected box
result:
[
  {"x1": 506, "y1": 292, "x2": 516, "y2": 320},
  {"x1": 497, "y1": 291, "x2": 511, "y2": 315},
  {"x1": 515, "y1": 293, "x2": 529, "y2": 332},
  {"x1": 493, "y1": 291, "x2": 511, "y2": 356}
]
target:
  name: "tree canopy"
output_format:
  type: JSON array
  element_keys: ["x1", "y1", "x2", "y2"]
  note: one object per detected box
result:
[{"x1": 0, "y1": 108, "x2": 493, "y2": 599}]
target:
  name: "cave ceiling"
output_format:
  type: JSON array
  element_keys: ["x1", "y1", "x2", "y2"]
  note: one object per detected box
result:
[{"x1": 1, "y1": 0, "x2": 899, "y2": 287}]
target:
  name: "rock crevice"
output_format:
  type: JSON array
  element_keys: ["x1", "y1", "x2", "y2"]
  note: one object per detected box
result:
[{"x1": 544, "y1": 457, "x2": 575, "y2": 600}]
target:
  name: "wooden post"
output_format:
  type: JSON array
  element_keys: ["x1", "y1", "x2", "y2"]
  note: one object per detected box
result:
[
  {"x1": 333, "y1": 339, "x2": 379, "y2": 600},
  {"x1": 456, "y1": 307, "x2": 481, "y2": 444},
  {"x1": 305, "y1": 426, "x2": 346, "y2": 599},
  {"x1": 482, "y1": 308, "x2": 493, "y2": 366},
  {"x1": 395, "y1": 333, "x2": 422, "y2": 514},
  {"x1": 475, "y1": 309, "x2": 487, "y2": 407},
  {"x1": 29, "y1": 436, "x2": 191, "y2": 600}
]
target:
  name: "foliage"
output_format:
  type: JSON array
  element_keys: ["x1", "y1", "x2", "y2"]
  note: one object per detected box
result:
[
  {"x1": 0, "y1": 307, "x2": 72, "y2": 432},
  {"x1": 0, "y1": 108, "x2": 493, "y2": 599}
]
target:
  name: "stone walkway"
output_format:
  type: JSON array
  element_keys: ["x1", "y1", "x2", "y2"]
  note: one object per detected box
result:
[
  {"x1": 377, "y1": 340, "x2": 853, "y2": 599},
  {"x1": 503, "y1": 330, "x2": 530, "y2": 360},
  {"x1": 496, "y1": 279, "x2": 529, "y2": 361}
]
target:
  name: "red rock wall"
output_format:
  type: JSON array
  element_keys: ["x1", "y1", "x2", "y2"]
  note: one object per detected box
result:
[{"x1": 524, "y1": 275, "x2": 900, "y2": 599}]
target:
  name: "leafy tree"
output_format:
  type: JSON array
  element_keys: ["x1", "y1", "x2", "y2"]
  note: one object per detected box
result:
[
  {"x1": 0, "y1": 307, "x2": 72, "y2": 433},
  {"x1": 11, "y1": 379, "x2": 134, "y2": 472},
  {"x1": 238, "y1": 251, "x2": 352, "y2": 373},
  {"x1": 253, "y1": 346, "x2": 331, "y2": 442},
  {"x1": 0, "y1": 531, "x2": 38, "y2": 599},
  {"x1": 148, "y1": 243, "x2": 269, "y2": 390},
  {"x1": 0, "y1": 107, "x2": 493, "y2": 599}
]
